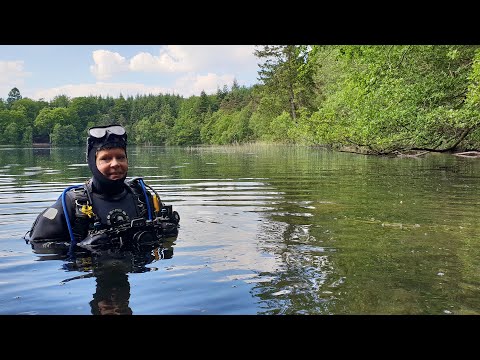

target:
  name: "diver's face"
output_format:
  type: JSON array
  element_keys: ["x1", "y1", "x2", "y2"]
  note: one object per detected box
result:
[{"x1": 95, "y1": 148, "x2": 128, "y2": 180}]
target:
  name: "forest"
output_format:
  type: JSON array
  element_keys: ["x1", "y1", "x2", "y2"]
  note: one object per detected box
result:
[{"x1": 1, "y1": 45, "x2": 480, "y2": 155}]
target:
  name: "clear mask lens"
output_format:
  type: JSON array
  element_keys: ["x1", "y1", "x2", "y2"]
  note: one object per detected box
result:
[{"x1": 89, "y1": 125, "x2": 126, "y2": 138}]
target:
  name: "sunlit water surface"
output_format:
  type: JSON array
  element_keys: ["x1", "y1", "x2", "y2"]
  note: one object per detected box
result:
[{"x1": 1, "y1": 144, "x2": 480, "y2": 315}]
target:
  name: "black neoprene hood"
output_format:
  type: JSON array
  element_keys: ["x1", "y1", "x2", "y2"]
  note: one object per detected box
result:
[
  {"x1": 86, "y1": 124, "x2": 127, "y2": 161},
  {"x1": 86, "y1": 124, "x2": 128, "y2": 195}
]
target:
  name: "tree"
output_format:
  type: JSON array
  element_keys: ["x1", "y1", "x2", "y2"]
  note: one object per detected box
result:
[
  {"x1": 11, "y1": 98, "x2": 46, "y2": 127},
  {"x1": 0, "y1": 106, "x2": 29, "y2": 144},
  {"x1": 254, "y1": 45, "x2": 315, "y2": 122},
  {"x1": 308, "y1": 45, "x2": 480, "y2": 153},
  {"x1": 111, "y1": 95, "x2": 130, "y2": 125},
  {"x1": 69, "y1": 97, "x2": 100, "y2": 133},
  {"x1": 216, "y1": 85, "x2": 228, "y2": 102},
  {"x1": 196, "y1": 90, "x2": 210, "y2": 115},
  {"x1": 51, "y1": 124, "x2": 79, "y2": 145},
  {"x1": 50, "y1": 95, "x2": 71, "y2": 108},
  {"x1": 34, "y1": 107, "x2": 71, "y2": 142},
  {"x1": 3, "y1": 122, "x2": 22, "y2": 144},
  {"x1": 7, "y1": 87, "x2": 22, "y2": 108},
  {"x1": 232, "y1": 78, "x2": 240, "y2": 91}
]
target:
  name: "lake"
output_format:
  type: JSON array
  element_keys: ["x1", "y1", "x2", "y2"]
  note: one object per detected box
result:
[{"x1": 1, "y1": 144, "x2": 480, "y2": 315}]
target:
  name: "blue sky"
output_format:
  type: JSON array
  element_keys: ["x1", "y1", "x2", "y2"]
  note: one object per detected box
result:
[{"x1": 0, "y1": 45, "x2": 261, "y2": 102}]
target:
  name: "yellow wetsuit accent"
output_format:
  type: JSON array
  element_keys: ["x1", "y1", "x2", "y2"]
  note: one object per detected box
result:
[{"x1": 81, "y1": 204, "x2": 94, "y2": 218}]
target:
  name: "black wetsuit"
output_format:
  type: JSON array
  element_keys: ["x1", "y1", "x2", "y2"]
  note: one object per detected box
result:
[{"x1": 28, "y1": 179, "x2": 148, "y2": 243}]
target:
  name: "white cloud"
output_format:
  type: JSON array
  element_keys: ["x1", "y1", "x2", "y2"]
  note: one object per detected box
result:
[
  {"x1": 168, "y1": 45, "x2": 257, "y2": 72},
  {"x1": 129, "y1": 46, "x2": 193, "y2": 73},
  {"x1": 89, "y1": 50, "x2": 129, "y2": 80},
  {"x1": 174, "y1": 73, "x2": 235, "y2": 97},
  {"x1": 93, "y1": 45, "x2": 258, "y2": 76},
  {"x1": 0, "y1": 60, "x2": 31, "y2": 98}
]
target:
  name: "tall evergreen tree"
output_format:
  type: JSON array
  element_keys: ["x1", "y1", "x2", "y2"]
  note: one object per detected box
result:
[
  {"x1": 6, "y1": 87, "x2": 22, "y2": 108},
  {"x1": 254, "y1": 45, "x2": 314, "y2": 121},
  {"x1": 197, "y1": 90, "x2": 210, "y2": 115}
]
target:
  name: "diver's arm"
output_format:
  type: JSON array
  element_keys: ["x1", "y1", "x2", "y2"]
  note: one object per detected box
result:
[{"x1": 28, "y1": 192, "x2": 75, "y2": 242}]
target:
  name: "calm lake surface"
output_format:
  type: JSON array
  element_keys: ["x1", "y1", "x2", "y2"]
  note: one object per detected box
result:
[{"x1": 1, "y1": 144, "x2": 480, "y2": 315}]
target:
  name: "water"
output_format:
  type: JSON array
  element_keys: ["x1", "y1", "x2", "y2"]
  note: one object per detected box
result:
[{"x1": 1, "y1": 144, "x2": 480, "y2": 315}]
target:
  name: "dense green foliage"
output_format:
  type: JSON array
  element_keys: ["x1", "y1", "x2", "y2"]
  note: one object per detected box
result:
[
  {"x1": 306, "y1": 45, "x2": 480, "y2": 154},
  {"x1": 1, "y1": 45, "x2": 480, "y2": 153}
]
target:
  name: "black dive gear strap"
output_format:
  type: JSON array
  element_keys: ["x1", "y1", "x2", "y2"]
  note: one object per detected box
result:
[{"x1": 69, "y1": 178, "x2": 179, "y2": 251}]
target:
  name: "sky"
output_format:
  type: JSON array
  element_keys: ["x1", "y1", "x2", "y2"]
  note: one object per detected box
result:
[{"x1": 0, "y1": 45, "x2": 261, "y2": 102}]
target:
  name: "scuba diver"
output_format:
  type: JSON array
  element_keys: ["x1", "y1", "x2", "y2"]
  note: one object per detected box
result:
[{"x1": 25, "y1": 124, "x2": 180, "y2": 256}]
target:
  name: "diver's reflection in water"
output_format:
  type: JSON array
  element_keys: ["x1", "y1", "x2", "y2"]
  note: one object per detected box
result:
[
  {"x1": 88, "y1": 244, "x2": 174, "y2": 315},
  {"x1": 90, "y1": 267, "x2": 132, "y2": 315},
  {"x1": 30, "y1": 238, "x2": 175, "y2": 315}
]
